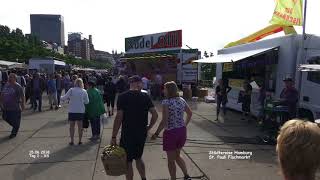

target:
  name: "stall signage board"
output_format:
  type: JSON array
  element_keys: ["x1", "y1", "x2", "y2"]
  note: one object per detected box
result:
[
  {"x1": 229, "y1": 79, "x2": 245, "y2": 89},
  {"x1": 177, "y1": 52, "x2": 199, "y2": 84},
  {"x1": 223, "y1": 63, "x2": 233, "y2": 72},
  {"x1": 125, "y1": 30, "x2": 182, "y2": 54}
]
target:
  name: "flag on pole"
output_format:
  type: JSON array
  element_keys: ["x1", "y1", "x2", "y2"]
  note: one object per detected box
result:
[
  {"x1": 270, "y1": 0, "x2": 303, "y2": 26},
  {"x1": 224, "y1": 24, "x2": 292, "y2": 48}
]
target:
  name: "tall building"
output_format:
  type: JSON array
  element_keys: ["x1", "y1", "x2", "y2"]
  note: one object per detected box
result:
[
  {"x1": 67, "y1": 32, "x2": 90, "y2": 60},
  {"x1": 30, "y1": 14, "x2": 65, "y2": 46},
  {"x1": 81, "y1": 38, "x2": 90, "y2": 60},
  {"x1": 89, "y1": 35, "x2": 95, "y2": 60}
]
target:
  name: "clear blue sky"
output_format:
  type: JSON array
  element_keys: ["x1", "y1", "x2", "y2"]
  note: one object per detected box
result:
[{"x1": 1, "y1": 0, "x2": 319, "y2": 54}]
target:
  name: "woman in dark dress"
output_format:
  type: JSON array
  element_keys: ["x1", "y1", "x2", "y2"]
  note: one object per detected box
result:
[
  {"x1": 215, "y1": 79, "x2": 232, "y2": 121},
  {"x1": 104, "y1": 77, "x2": 117, "y2": 116},
  {"x1": 241, "y1": 81, "x2": 253, "y2": 121}
]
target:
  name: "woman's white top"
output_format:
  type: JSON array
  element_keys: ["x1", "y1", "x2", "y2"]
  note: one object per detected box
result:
[{"x1": 61, "y1": 87, "x2": 89, "y2": 113}]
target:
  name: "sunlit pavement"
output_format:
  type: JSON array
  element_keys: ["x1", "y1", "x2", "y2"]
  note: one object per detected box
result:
[{"x1": 0, "y1": 98, "x2": 289, "y2": 180}]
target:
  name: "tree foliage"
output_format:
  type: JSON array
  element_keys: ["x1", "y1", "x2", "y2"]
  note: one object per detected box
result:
[
  {"x1": 201, "y1": 51, "x2": 216, "y2": 80},
  {"x1": 0, "y1": 25, "x2": 111, "y2": 69}
]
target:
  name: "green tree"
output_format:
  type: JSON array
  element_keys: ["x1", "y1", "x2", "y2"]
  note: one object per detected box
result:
[{"x1": 0, "y1": 24, "x2": 111, "y2": 70}]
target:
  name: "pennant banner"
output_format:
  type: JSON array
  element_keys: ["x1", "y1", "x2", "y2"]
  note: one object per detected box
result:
[
  {"x1": 270, "y1": 0, "x2": 303, "y2": 26},
  {"x1": 224, "y1": 24, "x2": 296, "y2": 48}
]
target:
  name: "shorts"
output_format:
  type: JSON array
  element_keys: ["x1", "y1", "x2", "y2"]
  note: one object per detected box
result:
[
  {"x1": 120, "y1": 134, "x2": 147, "y2": 162},
  {"x1": 104, "y1": 95, "x2": 115, "y2": 107},
  {"x1": 242, "y1": 102, "x2": 251, "y2": 113},
  {"x1": 68, "y1": 113, "x2": 85, "y2": 121},
  {"x1": 163, "y1": 126, "x2": 187, "y2": 151}
]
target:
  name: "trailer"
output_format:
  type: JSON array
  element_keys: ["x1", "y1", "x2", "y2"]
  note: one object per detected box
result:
[
  {"x1": 29, "y1": 57, "x2": 66, "y2": 74},
  {"x1": 207, "y1": 34, "x2": 320, "y2": 121}
]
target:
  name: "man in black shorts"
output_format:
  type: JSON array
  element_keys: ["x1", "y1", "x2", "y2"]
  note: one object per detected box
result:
[{"x1": 111, "y1": 75, "x2": 158, "y2": 180}]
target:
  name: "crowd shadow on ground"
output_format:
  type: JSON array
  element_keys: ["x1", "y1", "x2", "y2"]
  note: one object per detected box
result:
[
  {"x1": 12, "y1": 141, "x2": 98, "y2": 180},
  {"x1": 189, "y1": 110, "x2": 278, "y2": 165},
  {"x1": 0, "y1": 135, "x2": 10, "y2": 146}
]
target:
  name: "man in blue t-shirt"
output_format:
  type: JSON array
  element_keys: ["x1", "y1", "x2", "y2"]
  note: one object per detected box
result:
[{"x1": 0, "y1": 73, "x2": 25, "y2": 138}]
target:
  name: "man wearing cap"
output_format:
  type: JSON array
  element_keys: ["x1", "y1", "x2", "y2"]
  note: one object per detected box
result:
[
  {"x1": 280, "y1": 78, "x2": 299, "y2": 119},
  {"x1": 111, "y1": 75, "x2": 158, "y2": 180}
]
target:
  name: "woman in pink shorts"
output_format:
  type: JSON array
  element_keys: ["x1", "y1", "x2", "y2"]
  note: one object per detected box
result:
[{"x1": 152, "y1": 81, "x2": 192, "y2": 180}]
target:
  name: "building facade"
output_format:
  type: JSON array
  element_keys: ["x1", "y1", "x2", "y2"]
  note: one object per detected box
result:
[
  {"x1": 81, "y1": 38, "x2": 90, "y2": 60},
  {"x1": 95, "y1": 50, "x2": 115, "y2": 64},
  {"x1": 67, "y1": 32, "x2": 91, "y2": 60},
  {"x1": 30, "y1": 14, "x2": 65, "y2": 46}
]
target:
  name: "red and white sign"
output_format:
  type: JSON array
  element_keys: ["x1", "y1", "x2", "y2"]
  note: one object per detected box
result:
[{"x1": 125, "y1": 30, "x2": 182, "y2": 54}]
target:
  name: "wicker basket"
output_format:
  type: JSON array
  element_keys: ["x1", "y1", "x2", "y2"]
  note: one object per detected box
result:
[{"x1": 101, "y1": 145, "x2": 127, "y2": 176}]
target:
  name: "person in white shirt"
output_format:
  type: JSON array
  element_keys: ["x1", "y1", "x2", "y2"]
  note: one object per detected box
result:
[{"x1": 61, "y1": 78, "x2": 89, "y2": 145}]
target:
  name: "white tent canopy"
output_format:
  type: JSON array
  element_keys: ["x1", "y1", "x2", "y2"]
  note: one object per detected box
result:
[
  {"x1": 193, "y1": 47, "x2": 278, "y2": 64},
  {"x1": 0, "y1": 60, "x2": 26, "y2": 69},
  {"x1": 298, "y1": 64, "x2": 320, "y2": 72}
]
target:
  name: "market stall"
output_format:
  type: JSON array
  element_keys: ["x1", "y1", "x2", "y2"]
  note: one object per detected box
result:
[
  {"x1": 29, "y1": 57, "x2": 66, "y2": 74},
  {"x1": 122, "y1": 30, "x2": 200, "y2": 87},
  {"x1": 0, "y1": 60, "x2": 27, "y2": 69}
]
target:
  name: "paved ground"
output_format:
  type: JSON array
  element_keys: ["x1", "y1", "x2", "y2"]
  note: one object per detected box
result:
[{"x1": 0, "y1": 97, "x2": 288, "y2": 180}]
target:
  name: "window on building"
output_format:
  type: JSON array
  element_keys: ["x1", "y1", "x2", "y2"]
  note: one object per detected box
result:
[
  {"x1": 307, "y1": 72, "x2": 320, "y2": 84},
  {"x1": 307, "y1": 57, "x2": 320, "y2": 84}
]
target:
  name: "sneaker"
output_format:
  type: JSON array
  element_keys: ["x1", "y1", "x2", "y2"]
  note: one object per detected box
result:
[
  {"x1": 78, "y1": 142, "x2": 83, "y2": 145},
  {"x1": 55, "y1": 106, "x2": 59, "y2": 110},
  {"x1": 184, "y1": 175, "x2": 192, "y2": 180},
  {"x1": 69, "y1": 142, "x2": 74, "y2": 146}
]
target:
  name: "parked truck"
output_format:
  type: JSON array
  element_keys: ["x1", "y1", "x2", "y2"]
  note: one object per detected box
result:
[{"x1": 215, "y1": 34, "x2": 320, "y2": 121}]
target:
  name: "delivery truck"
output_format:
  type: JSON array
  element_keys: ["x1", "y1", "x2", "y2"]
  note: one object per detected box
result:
[{"x1": 215, "y1": 34, "x2": 320, "y2": 121}]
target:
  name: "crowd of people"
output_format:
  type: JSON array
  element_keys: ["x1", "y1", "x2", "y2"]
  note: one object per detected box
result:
[
  {"x1": 2, "y1": 69, "x2": 320, "y2": 180},
  {"x1": 0, "y1": 70, "x2": 128, "y2": 139},
  {"x1": 0, "y1": 69, "x2": 193, "y2": 180}
]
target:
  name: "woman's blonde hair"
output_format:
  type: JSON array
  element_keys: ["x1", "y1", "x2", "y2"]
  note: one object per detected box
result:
[
  {"x1": 277, "y1": 119, "x2": 320, "y2": 178},
  {"x1": 74, "y1": 78, "x2": 84, "y2": 89},
  {"x1": 164, "y1": 81, "x2": 179, "y2": 98}
]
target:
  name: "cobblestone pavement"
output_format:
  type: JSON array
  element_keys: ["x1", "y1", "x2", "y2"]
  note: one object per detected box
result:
[{"x1": 0, "y1": 98, "x2": 291, "y2": 180}]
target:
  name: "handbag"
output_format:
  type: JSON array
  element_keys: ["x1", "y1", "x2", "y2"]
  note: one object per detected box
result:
[
  {"x1": 83, "y1": 113, "x2": 89, "y2": 128},
  {"x1": 238, "y1": 91, "x2": 244, "y2": 103}
]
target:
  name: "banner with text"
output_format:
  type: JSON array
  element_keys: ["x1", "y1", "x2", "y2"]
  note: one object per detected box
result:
[
  {"x1": 125, "y1": 30, "x2": 182, "y2": 54},
  {"x1": 177, "y1": 52, "x2": 199, "y2": 84},
  {"x1": 270, "y1": 0, "x2": 303, "y2": 26}
]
